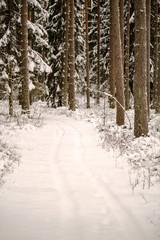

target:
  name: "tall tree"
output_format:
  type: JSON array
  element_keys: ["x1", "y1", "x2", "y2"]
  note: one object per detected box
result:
[
  {"x1": 63, "y1": 0, "x2": 69, "y2": 106},
  {"x1": 146, "y1": 0, "x2": 151, "y2": 116},
  {"x1": 69, "y1": 0, "x2": 75, "y2": 110},
  {"x1": 110, "y1": 0, "x2": 125, "y2": 125},
  {"x1": 21, "y1": 0, "x2": 30, "y2": 113},
  {"x1": 8, "y1": 0, "x2": 13, "y2": 116},
  {"x1": 134, "y1": 0, "x2": 148, "y2": 137},
  {"x1": 153, "y1": 0, "x2": 159, "y2": 111},
  {"x1": 154, "y1": 1, "x2": 160, "y2": 113},
  {"x1": 119, "y1": 0, "x2": 124, "y2": 72},
  {"x1": 97, "y1": 0, "x2": 100, "y2": 105},
  {"x1": 85, "y1": 0, "x2": 90, "y2": 108},
  {"x1": 109, "y1": 0, "x2": 115, "y2": 108},
  {"x1": 125, "y1": 0, "x2": 130, "y2": 110}
]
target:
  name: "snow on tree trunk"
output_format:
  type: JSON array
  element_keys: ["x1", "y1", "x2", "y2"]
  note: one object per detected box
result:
[{"x1": 134, "y1": 0, "x2": 148, "y2": 137}]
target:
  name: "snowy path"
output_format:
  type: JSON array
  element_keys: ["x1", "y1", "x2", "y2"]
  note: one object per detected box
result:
[{"x1": 0, "y1": 114, "x2": 159, "y2": 240}]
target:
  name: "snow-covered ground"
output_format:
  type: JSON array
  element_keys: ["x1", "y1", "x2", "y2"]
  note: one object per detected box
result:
[{"x1": 0, "y1": 101, "x2": 160, "y2": 240}]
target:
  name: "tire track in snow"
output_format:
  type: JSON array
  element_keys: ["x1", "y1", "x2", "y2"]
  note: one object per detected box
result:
[{"x1": 52, "y1": 116, "x2": 159, "y2": 240}]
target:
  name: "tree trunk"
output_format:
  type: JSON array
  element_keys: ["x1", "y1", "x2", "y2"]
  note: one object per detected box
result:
[
  {"x1": 97, "y1": 0, "x2": 100, "y2": 105},
  {"x1": 110, "y1": 0, "x2": 125, "y2": 126},
  {"x1": 119, "y1": 0, "x2": 124, "y2": 71},
  {"x1": 21, "y1": 0, "x2": 30, "y2": 113},
  {"x1": 109, "y1": 1, "x2": 115, "y2": 108},
  {"x1": 155, "y1": 3, "x2": 160, "y2": 113},
  {"x1": 63, "y1": 0, "x2": 69, "y2": 106},
  {"x1": 85, "y1": 0, "x2": 90, "y2": 108},
  {"x1": 8, "y1": 0, "x2": 13, "y2": 116},
  {"x1": 125, "y1": 0, "x2": 130, "y2": 110},
  {"x1": 134, "y1": 0, "x2": 148, "y2": 137},
  {"x1": 146, "y1": 0, "x2": 151, "y2": 116},
  {"x1": 153, "y1": 0, "x2": 159, "y2": 111},
  {"x1": 69, "y1": 0, "x2": 75, "y2": 111}
]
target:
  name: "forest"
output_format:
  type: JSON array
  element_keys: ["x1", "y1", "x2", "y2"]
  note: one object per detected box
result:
[
  {"x1": 0, "y1": 1, "x2": 160, "y2": 239},
  {"x1": 0, "y1": 0, "x2": 159, "y2": 137}
]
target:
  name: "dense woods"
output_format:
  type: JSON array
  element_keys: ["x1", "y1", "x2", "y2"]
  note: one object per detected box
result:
[{"x1": 0, "y1": 0, "x2": 160, "y2": 137}]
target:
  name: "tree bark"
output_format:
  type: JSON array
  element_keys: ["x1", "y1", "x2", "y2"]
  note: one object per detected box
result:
[
  {"x1": 125, "y1": 0, "x2": 130, "y2": 110},
  {"x1": 110, "y1": 0, "x2": 125, "y2": 126},
  {"x1": 85, "y1": 0, "x2": 90, "y2": 108},
  {"x1": 155, "y1": 3, "x2": 160, "y2": 113},
  {"x1": 146, "y1": 0, "x2": 151, "y2": 116},
  {"x1": 21, "y1": 0, "x2": 30, "y2": 113},
  {"x1": 109, "y1": 0, "x2": 115, "y2": 108},
  {"x1": 153, "y1": 0, "x2": 159, "y2": 111},
  {"x1": 63, "y1": 0, "x2": 69, "y2": 106},
  {"x1": 97, "y1": 0, "x2": 100, "y2": 105},
  {"x1": 134, "y1": 0, "x2": 148, "y2": 137},
  {"x1": 119, "y1": 0, "x2": 124, "y2": 71},
  {"x1": 8, "y1": 0, "x2": 13, "y2": 116},
  {"x1": 69, "y1": 0, "x2": 75, "y2": 111}
]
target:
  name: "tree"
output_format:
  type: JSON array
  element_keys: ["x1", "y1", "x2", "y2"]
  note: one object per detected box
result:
[
  {"x1": 134, "y1": 0, "x2": 148, "y2": 137},
  {"x1": 21, "y1": 0, "x2": 30, "y2": 113},
  {"x1": 146, "y1": 0, "x2": 151, "y2": 116},
  {"x1": 125, "y1": 0, "x2": 130, "y2": 110},
  {"x1": 63, "y1": 0, "x2": 69, "y2": 106},
  {"x1": 110, "y1": 0, "x2": 125, "y2": 126},
  {"x1": 119, "y1": 0, "x2": 124, "y2": 73},
  {"x1": 96, "y1": 0, "x2": 100, "y2": 105},
  {"x1": 153, "y1": 0, "x2": 159, "y2": 112},
  {"x1": 154, "y1": 1, "x2": 160, "y2": 113},
  {"x1": 85, "y1": 0, "x2": 90, "y2": 108},
  {"x1": 69, "y1": 0, "x2": 75, "y2": 110},
  {"x1": 46, "y1": 0, "x2": 64, "y2": 107},
  {"x1": 109, "y1": 1, "x2": 115, "y2": 108}
]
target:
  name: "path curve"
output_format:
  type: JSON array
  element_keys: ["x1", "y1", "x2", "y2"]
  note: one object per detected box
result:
[{"x1": 0, "y1": 114, "x2": 159, "y2": 240}]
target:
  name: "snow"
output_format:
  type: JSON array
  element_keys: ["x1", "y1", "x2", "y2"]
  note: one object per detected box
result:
[{"x1": 0, "y1": 102, "x2": 160, "y2": 240}]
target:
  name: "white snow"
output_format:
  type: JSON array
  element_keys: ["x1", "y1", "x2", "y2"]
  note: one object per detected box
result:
[{"x1": 0, "y1": 104, "x2": 160, "y2": 240}]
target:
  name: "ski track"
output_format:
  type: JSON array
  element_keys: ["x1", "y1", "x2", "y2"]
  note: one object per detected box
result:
[{"x1": 0, "y1": 114, "x2": 159, "y2": 240}]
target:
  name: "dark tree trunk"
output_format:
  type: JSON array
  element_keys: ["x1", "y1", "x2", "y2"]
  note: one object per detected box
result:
[
  {"x1": 63, "y1": 0, "x2": 69, "y2": 106},
  {"x1": 69, "y1": 0, "x2": 75, "y2": 111},
  {"x1": 85, "y1": 0, "x2": 90, "y2": 108},
  {"x1": 21, "y1": 0, "x2": 30, "y2": 113},
  {"x1": 97, "y1": 0, "x2": 100, "y2": 105},
  {"x1": 109, "y1": 0, "x2": 115, "y2": 108},
  {"x1": 125, "y1": 0, "x2": 130, "y2": 110}
]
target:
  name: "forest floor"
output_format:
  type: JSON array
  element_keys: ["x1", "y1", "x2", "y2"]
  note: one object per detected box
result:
[{"x1": 0, "y1": 100, "x2": 160, "y2": 240}]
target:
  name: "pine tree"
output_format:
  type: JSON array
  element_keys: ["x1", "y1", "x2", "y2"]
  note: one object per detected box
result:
[
  {"x1": 109, "y1": 0, "x2": 115, "y2": 108},
  {"x1": 63, "y1": 0, "x2": 69, "y2": 106},
  {"x1": 69, "y1": 0, "x2": 75, "y2": 110},
  {"x1": 0, "y1": 0, "x2": 21, "y2": 113},
  {"x1": 21, "y1": 0, "x2": 30, "y2": 113},
  {"x1": 134, "y1": 0, "x2": 148, "y2": 137},
  {"x1": 125, "y1": 0, "x2": 130, "y2": 110},
  {"x1": 46, "y1": 0, "x2": 64, "y2": 107},
  {"x1": 146, "y1": 0, "x2": 151, "y2": 116},
  {"x1": 85, "y1": 0, "x2": 90, "y2": 108},
  {"x1": 110, "y1": 0, "x2": 125, "y2": 126}
]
